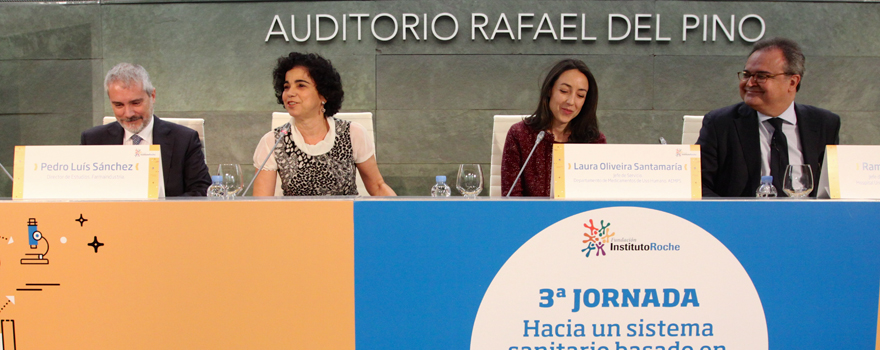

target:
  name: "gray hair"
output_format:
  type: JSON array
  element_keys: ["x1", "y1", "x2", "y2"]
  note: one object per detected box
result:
[
  {"x1": 750, "y1": 37, "x2": 805, "y2": 91},
  {"x1": 104, "y1": 63, "x2": 155, "y2": 95}
]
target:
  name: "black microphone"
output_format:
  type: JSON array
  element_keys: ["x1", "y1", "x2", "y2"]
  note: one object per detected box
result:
[
  {"x1": 0, "y1": 161, "x2": 12, "y2": 182},
  {"x1": 506, "y1": 131, "x2": 545, "y2": 197},
  {"x1": 243, "y1": 124, "x2": 290, "y2": 196}
]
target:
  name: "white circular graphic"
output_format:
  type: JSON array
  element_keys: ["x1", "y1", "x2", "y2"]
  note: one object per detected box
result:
[
  {"x1": 471, "y1": 207, "x2": 767, "y2": 350},
  {"x1": 60, "y1": 236, "x2": 68, "y2": 244}
]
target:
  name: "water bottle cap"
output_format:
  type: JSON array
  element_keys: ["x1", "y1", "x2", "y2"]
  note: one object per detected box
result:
[
  {"x1": 761, "y1": 175, "x2": 773, "y2": 183},
  {"x1": 436, "y1": 175, "x2": 446, "y2": 182},
  {"x1": 211, "y1": 175, "x2": 223, "y2": 183}
]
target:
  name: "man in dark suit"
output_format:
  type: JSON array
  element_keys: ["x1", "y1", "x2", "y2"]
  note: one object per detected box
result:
[
  {"x1": 81, "y1": 63, "x2": 211, "y2": 196},
  {"x1": 697, "y1": 38, "x2": 840, "y2": 197}
]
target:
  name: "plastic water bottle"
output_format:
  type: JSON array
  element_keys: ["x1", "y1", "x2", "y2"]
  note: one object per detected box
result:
[
  {"x1": 207, "y1": 175, "x2": 227, "y2": 199},
  {"x1": 431, "y1": 175, "x2": 451, "y2": 197},
  {"x1": 755, "y1": 175, "x2": 777, "y2": 198}
]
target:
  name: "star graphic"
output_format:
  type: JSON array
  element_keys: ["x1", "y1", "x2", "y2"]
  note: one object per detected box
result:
[
  {"x1": 87, "y1": 236, "x2": 104, "y2": 253},
  {"x1": 75, "y1": 214, "x2": 88, "y2": 227}
]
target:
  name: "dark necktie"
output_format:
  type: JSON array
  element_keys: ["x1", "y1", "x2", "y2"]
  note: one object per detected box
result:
[
  {"x1": 131, "y1": 134, "x2": 143, "y2": 145},
  {"x1": 767, "y1": 118, "x2": 789, "y2": 196}
]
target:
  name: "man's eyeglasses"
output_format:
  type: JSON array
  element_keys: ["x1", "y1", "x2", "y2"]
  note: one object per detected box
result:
[{"x1": 738, "y1": 71, "x2": 792, "y2": 84}]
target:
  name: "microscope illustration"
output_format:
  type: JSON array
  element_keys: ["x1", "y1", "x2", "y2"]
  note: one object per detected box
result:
[{"x1": 20, "y1": 218, "x2": 48, "y2": 265}]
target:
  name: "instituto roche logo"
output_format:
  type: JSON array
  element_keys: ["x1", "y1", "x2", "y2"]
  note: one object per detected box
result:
[
  {"x1": 581, "y1": 219, "x2": 614, "y2": 258},
  {"x1": 581, "y1": 218, "x2": 683, "y2": 259}
]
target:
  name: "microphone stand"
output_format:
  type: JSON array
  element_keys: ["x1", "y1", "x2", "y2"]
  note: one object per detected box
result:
[
  {"x1": 0, "y1": 161, "x2": 12, "y2": 182},
  {"x1": 506, "y1": 131, "x2": 545, "y2": 197},
  {"x1": 243, "y1": 125, "x2": 290, "y2": 196}
]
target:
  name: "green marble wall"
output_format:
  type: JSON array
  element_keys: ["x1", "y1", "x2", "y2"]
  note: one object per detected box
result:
[{"x1": 1, "y1": 0, "x2": 878, "y2": 196}]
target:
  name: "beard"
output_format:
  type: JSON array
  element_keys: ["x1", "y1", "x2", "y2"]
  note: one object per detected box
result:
[{"x1": 118, "y1": 114, "x2": 151, "y2": 134}]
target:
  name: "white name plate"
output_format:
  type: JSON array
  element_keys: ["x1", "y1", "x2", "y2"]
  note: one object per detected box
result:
[
  {"x1": 552, "y1": 144, "x2": 701, "y2": 199},
  {"x1": 818, "y1": 145, "x2": 880, "y2": 199},
  {"x1": 13, "y1": 145, "x2": 162, "y2": 199}
]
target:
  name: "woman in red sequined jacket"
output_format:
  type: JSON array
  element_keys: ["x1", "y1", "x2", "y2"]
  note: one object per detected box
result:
[{"x1": 501, "y1": 59, "x2": 607, "y2": 197}]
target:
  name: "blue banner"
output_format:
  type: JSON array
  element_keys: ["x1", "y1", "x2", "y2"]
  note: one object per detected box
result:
[{"x1": 354, "y1": 200, "x2": 880, "y2": 349}]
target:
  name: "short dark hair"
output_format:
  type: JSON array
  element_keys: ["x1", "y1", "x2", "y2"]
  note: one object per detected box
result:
[
  {"x1": 524, "y1": 59, "x2": 601, "y2": 143},
  {"x1": 750, "y1": 37, "x2": 805, "y2": 91},
  {"x1": 273, "y1": 52, "x2": 344, "y2": 116}
]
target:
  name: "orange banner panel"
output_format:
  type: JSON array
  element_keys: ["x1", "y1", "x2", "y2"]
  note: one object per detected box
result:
[{"x1": 0, "y1": 200, "x2": 354, "y2": 350}]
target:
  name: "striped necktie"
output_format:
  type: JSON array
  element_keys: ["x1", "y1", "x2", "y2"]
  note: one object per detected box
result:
[{"x1": 131, "y1": 134, "x2": 143, "y2": 145}]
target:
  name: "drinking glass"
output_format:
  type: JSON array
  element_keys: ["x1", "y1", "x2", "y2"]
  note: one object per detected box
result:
[
  {"x1": 217, "y1": 164, "x2": 244, "y2": 199},
  {"x1": 456, "y1": 164, "x2": 483, "y2": 199},
  {"x1": 783, "y1": 164, "x2": 813, "y2": 198}
]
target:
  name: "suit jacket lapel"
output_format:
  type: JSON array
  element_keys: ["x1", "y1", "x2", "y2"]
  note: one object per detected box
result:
[
  {"x1": 795, "y1": 103, "x2": 821, "y2": 170},
  {"x1": 152, "y1": 116, "x2": 174, "y2": 173},
  {"x1": 734, "y1": 103, "x2": 761, "y2": 181},
  {"x1": 107, "y1": 122, "x2": 125, "y2": 144}
]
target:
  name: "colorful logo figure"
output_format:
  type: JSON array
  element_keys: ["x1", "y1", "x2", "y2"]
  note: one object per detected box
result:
[
  {"x1": 134, "y1": 149, "x2": 142, "y2": 157},
  {"x1": 581, "y1": 219, "x2": 615, "y2": 258}
]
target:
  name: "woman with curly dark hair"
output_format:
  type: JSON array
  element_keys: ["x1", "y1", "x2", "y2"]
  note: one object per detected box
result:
[
  {"x1": 501, "y1": 59, "x2": 607, "y2": 197},
  {"x1": 252, "y1": 52, "x2": 396, "y2": 196}
]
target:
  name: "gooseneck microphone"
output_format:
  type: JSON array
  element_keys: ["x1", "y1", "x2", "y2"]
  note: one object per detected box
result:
[
  {"x1": 243, "y1": 124, "x2": 290, "y2": 196},
  {"x1": 506, "y1": 131, "x2": 546, "y2": 197},
  {"x1": 0, "y1": 161, "x2": 12, "y2": 182}
]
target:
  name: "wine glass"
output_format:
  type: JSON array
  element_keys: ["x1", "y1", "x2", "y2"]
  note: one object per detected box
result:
[
  {"x1": 783, "y1": 164, "x2": 813, "y2": 198},
  {"x1": 456, "y1": 164, "x2": 483, "y2": 198},
  {"x1": 217, "y1": 164, "x2": 244, "y2": 199}
]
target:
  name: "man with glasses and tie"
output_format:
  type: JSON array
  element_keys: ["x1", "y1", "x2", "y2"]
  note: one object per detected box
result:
[
  {"x1": 81, "y1": 63, "x2": 211, "y2": 196},
  {"x1": 697, "y1": 37, "x2": 840, "y2": 197}
]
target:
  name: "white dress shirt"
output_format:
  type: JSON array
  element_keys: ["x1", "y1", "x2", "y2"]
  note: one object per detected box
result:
[
  {"x1": 758, "y1": 102, "x2": 804, "y2": 179},
  {"x1": 121, "y1": 116, "x2": 163, "y2": 197},
  {"x1": 122, "y1": 116, "x2": 155, "y2": 145}
]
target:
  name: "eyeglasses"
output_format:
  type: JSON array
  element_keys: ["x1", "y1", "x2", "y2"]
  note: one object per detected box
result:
[{"x1": 738, "y1": 71, "x2": 792, "y2": 83}]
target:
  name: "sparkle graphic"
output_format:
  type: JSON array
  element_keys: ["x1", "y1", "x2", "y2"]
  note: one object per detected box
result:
[
  {"x1": 87, "y1": 236, "x2": 104, "y2": 253},
  {"x1": 75, "y1": 214, "x2": 88, "y2": 226}
]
